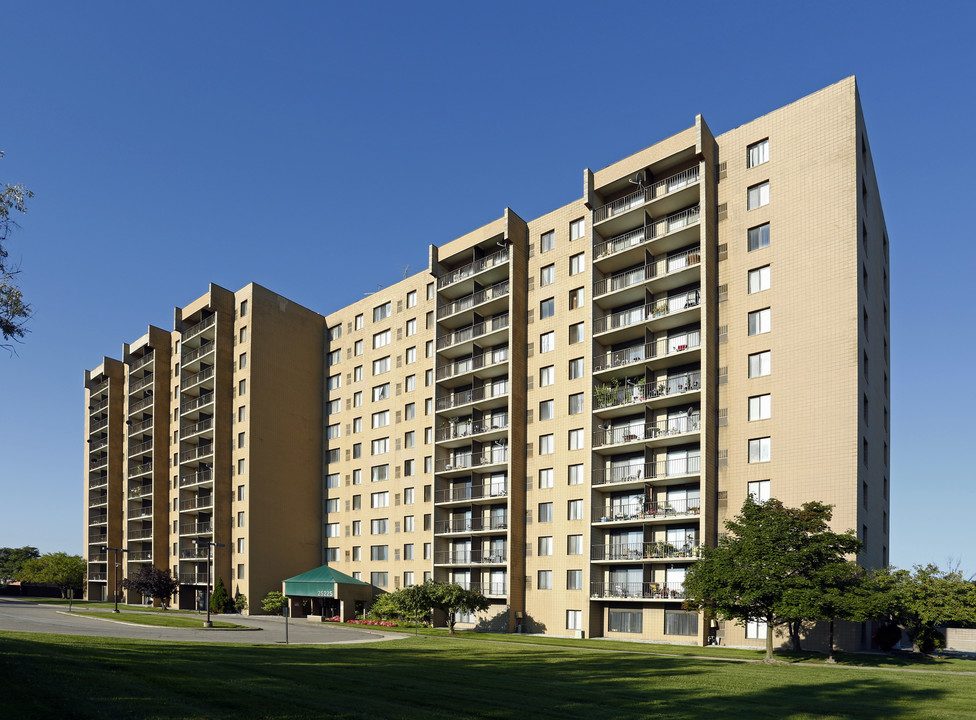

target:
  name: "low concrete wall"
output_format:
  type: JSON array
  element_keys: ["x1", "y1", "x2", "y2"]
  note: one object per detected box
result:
[{"x1": 946, "y1": 628, "x2": 976, "y2": 652}]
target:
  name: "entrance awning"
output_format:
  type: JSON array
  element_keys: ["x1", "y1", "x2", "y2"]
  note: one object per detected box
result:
[{"x1": 283, "y1": 564, "x2": 371, "y2": 598}]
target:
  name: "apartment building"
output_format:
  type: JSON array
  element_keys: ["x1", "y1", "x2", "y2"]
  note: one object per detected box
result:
[{"x1": 85, "y1": 77, "x2": 888, "y2": 648}]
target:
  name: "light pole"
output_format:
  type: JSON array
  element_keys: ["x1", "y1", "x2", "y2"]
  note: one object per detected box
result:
[
  {"x1": 101, "y1": 546, "x2": 127, "y2": 613},
  {"x1": 196, "y1": 539, "x2": 225, "y2": 627}
]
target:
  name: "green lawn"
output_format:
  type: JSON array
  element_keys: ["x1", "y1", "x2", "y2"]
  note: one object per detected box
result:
[
  {"x1": 71, "y1": 611, "x2": 245, "y2": 629},
  {"x1": 2, "y1": 631, "x2": 973, "y2": 720}
]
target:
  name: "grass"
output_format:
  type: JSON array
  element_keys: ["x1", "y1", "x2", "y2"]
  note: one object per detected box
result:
[
  {"x1": 2, "y1": 630, "x2": 974, "y2": 720},
  {"x1": 71, "y1": 611, "x2": 246, "y2": 629}
]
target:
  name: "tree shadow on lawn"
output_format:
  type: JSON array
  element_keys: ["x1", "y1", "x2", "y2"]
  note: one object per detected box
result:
[{"x1": 0, "y1": 633, "x2": 960, "y2": 720}]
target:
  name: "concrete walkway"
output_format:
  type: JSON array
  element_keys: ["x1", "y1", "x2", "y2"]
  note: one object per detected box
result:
[{"x1": 0, "y1": 598, "x2": 400, "y2": 645}]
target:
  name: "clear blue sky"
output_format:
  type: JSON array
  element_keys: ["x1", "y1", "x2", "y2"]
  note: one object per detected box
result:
[{"x1": 1, "y1": 1, "x2": 973, "y2": 577}]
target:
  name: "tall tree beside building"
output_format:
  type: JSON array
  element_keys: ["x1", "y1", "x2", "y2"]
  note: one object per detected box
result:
[{"x1": 0, "y1": 151, "x2": 33, "y2": 346}]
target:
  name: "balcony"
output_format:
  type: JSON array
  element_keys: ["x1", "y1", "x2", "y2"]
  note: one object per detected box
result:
[
  {"x1": 130, "y1": 351, "x2": 155, "y2": 372},
  {"x1": 435, "y1": 482, "x2": 508, "y2": 504},
  {"x1": 88, "y1": 573, "x2": 108, "y2": 582},
  {"x1": 594, "y1": 291, "x2": 700, "y2": 339},
  {"x1": 436, "y1": 350, "x2": 509, "y2": 385},
  {"x1": 181, "y1": 392, "x2": 215, "y2": 414},
  {"x1": 128, "y1": 373, "x2": 154, "y2": 394},
  {"x1": 128, "y1": 551, "x2": 153, "y2": 561},
  {"x1": 181, "y1": 365, "x2": 215, "y2": 392},
  {"x1": 89, "y1": 398, "x2": 109, "y2": 414},
  {"x1": 180, "y1": 469, "x2": 214, "y2": 487},
  {"x1": 89, "y1": 513, "x2": 107, "y2": 525},
  {"x1": 593, "y1": 372, "x2": 701, "y2": 414},
  {"x1": 179, "y1": 573, "x2": 209, "y2": 584},
  {"x1": 434, "y1": 516, "x2": 509, "y2": 534},
  {"x1": 180, "y1": 496, "x2": 214, "y2": 511},
  {"x1": 128, "y1": 528, "x2": 153, "y2": 540},
  {"x1": 179, "y1": 522, "x2": 213, "y2": 536},
  {"x1": 90, "y1": 418, "x2": 109, "y2": 433},
  {"x1": 129, "y1": 505, "x2": 153, "y2": 520},
  {"x1": 183, "y1": 314, "x2": 216, "y2": 341},
  {"x1": 90, "y1": 437, "x2": 109, "y2": 452},
  {"x1": 182, "y1": 342, "x2": 215, "y2": 365},
  {"x1": 128, "y1": 417, "x2": 154, "y2": 435},
  {"x1": 88, "y1": 533, "x2": 108, "y2": 545},
  {"x1": 436, "y1": 314, "x2": 509, "y2": 354},
  {"x1": 89, "y1": 553, "x2": 107, "y2": 563},
  {"x1": 89, "y1": 379, "x2": 110, "y2": 396},
  {"x1": 437, "y1": 247, "x2": 510, "y2": 290},
  {"x1": 592, "y1": 541, "x2": 699, "y2": 562},
  {"x1": 180, "y1": 548, "x2": 209, "y2": 559},
  {"x1": 594, "y1": 166, "x2": 700, "y2": 224},
  {"x1": 127, "y1": 485, "x2": 152, "y2": 499},
  {"x1": 594, "y1": 246, "x2": 701, "y2": 304},
  {"x1": 434, "y1": 550, "x2": 507, "y2": 565},
  {"x1": 593, "y1": 497, "x2": 701, "y2": 523},
  {"x1": 435, "y1": 447, "x2": 508, "y2": 474},
  {"x1": 594, "y1": 205, "x2": 702, "y2": 272},
  {"x1": 453, "y1": 581, "x2": 507, "y2": 597},
  {"x1": 437, "y1": 280, "x2": 510, "y2": 322},
  {"x1": 89, "y1": 456, "x2": 108, "y2": 471},
  {"x1": 129, "y1": 395, "x2": 155, "y2": 413},
  {"x1": 435, "y1": 417, "x2": 509, "y2": 444},
  {"x1": 590, "y1": 581, "x2": 686, "y2": 600},
  {"x1": 436, "y1": 382, "x2": 508, "y2": 414},
  {"x1": 128, "y1": 439, "x2": 153, "y2": 456},
  {"x1": 88, "y1": 494, "x2": 108, "y2": 508},
  {"x1": 593, "y1": 456, "x2": 701, "y2": 488},
  {"x1": 128, "y1": 461, "x2": 153, "y2": 478},
  {"x1": 593, "y1": 415, "x2": 700, "y2": 450},
  {"x1": 593, "y1": 330, "x2": 702, "y2": 376},
  {"x1": 89, "y1": 475, "x2": 108, "y2": 489},
  {"x1": 181, "y1": 417, "x2": 214, "y2": 439},
  {"x1": 179, "y1": 444, "x2": 214, "y2": 463}
]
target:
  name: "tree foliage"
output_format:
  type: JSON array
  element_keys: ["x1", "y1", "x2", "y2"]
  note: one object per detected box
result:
[
  {"x1": 15, "y1": 552, "x2": 86, "y2": 598},
  {"x1": 425, "y1": 581, "x2": 491, "y2": 634},
  {"x1": 369, "y1": 583, "x2": 434, "y2": 624},
  {"x1": 683, "y1": 497, "x2": 861, "y2": 661},
  {"x1": 209, "y1": 577, "x2": 233, "y2": 614},
  {"x1": 120, "y1": 565, "x2": 179, "y2": 608},
  {"x1": 0, "y1": 546, "x2": 40, "y2": 585},
  {"x1": 0, "y1": 150, "x2": 34, "y2": 346},
  {"x1": 261, "y1": 590, "x2": 286, "y2": 615}
]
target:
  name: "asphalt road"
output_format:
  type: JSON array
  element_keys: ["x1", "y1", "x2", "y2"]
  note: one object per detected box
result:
[{"x1": 0, "y1": 598, "x2": 398, "y2": 645}]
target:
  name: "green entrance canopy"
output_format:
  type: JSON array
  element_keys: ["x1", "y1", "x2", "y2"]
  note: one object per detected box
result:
[{"x1": 283, "y1": 564, "x2": 371, "y2": 598}]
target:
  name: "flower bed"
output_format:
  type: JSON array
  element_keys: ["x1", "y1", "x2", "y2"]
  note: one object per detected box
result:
[{"x1": 324, "y1": 616, "x2": 397, "y2": 627}]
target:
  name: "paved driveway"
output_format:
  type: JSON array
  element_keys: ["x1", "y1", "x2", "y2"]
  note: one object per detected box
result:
[{"x1": 0, "y1": 598, "x2": 397, "y2": 645}]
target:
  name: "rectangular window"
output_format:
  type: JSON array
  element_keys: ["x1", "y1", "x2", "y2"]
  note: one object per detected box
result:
[
  {"x1": 354, "y1": 365, "x2": 363, "y2": 382},
  {"x1": 748, "y1": 394, "x2": 771, "y2": 421},
  {"x1": 746, "y1": 619, "x2": 768, "y2": 639},
  {"x1": 404, "y1": 543, "x2": 414, "y2": 560},
  {"x1": 540, "y1": 365, "x2": 555, "y2": 386},
  {"x1": 354, "y1": 339, "x2": 363, "y2": 356},
  {"x1": 406, "y1": 374, "x2": 416, "y2": 392},
  {"x1": 540, "y1": 298, "x2": 555, "y2": 319},
  {"x1": 406, "y1": 318, "x2": 417, "y2": 336},
  {"x1": 355, "y1": 314, "x2": 364, "y2": 330},
  {"x1": 568, "y1": 429, "x2": 584, "y2": 450},
  {"x1": 237, "y1": 458, "x2": 246, "y2": 476},
  {"x1": 538, "y1": 536, "x2": 553, "y2": 556},
  {"x1": 567, "y1": 535, "x2": 583, "y2": 555},
  {"x1": 568, "y1": 464, "x2": 583, "y2": 485},
  {"x1": 665, "y1": 610, "x2": 699, "y2": 636},
  {"x1": 747, "y1": 182, "x2": 770, "y2": 210},
  {"x1": 327, "y1": 349, "x2": 341, "y2": 366},
  {"x1": 353, "y1": 390, "x2": 363, "y2": 407},
  {"x1": 748, "y1": 480, "x2": 771, "y2": 502},
  {"x1": 372, "y1": 384, "x2": 390, "y2": 401},
  {"x1": 539, "y1": 399, "x2": 554, "y2": 421},
  {"x1": 325, "y1": 522, "x2": 339, "y2": 537},
  {"x1": 404, "y1": 430, "x2": 415, "y2": 448},
  {"x1": 239, "y1": 327, "x2": 248, "y2": 343},
  {"x1": 403, "y1": 459, "x2": 415, "y2": 476},
  {"x1": 352, "y1": 494, "x2": 361, "y2": 510},
  {"x1": 569, "y1": 287, "x2": 584, "y2": 310},
  {"x1": 371, "y1": 465, "x2": 389, "y2": 482},
  {"x1": 237, "y1": 484, "x2": 245, "y2": 500},
  {"x1": 569, "y1": 252, "x2": 585, "y2": 275},
  {"x1": 538, "y1": 502, "x2": 553, "y2": 522},
  {"x1": 748, "y1": 437, "x2": 771, "y2": 463},
  {"x1": 610, "y1": 610, "x2": 643, "y2": 633},
  {"x1": 540, "y1": 230, "x2": 554, "y2": 253},
  {"x1": 570, "y1": 218, "x2": 585, "y2": 241},
  {"x1": 748, "y1": 351, "x2": 771, "y2": 378},
  {"x1": 748, "y1": 223, "x2": 770, "y2": 252},
  {"x1": 371, "y1": 491, "x2": 390, "y2": 508},
  {"x1": 404, "y1": 402, "x2": 416, "y2": 420},
  {"x1": 238, "y1": 379, "x2": 246, "y2": 396},
  {"x1": 353, "y1": 469, "x2": 362, "y2": 485},
  {"x1": 568, "y1": 499, "x2": 583, "y2": 520},
  {"x1": 426, "y1": 340, "x2": 434, "y2": 358},
  {"x1": 353, "y1": 417, "x2": 362, "y2": 433},
  {"x1": 404, "y1": 487, "x2": 415, "y2": 504},
  {"x1": 747, "y1": 139, "x2": 769, "y2": 168},
  {"x1": 404, "y1": 515, "x2": 415, "y2": 532},
  {"x1": 406, "y1": 346, "x2": 417, "y2": 364},
  {"x1": 567, "y1": 610, "x2": 582, "y2": 630},
  {"x1": 540, "y1": 332, "x2": 555, "y2": 353},
  {"x1": 326, "y1": 399, "x2": 339, "y2": 415},
  {"x1": 372, "y1": 410, "x2": 390, "y2": 428},
  {"x1": 748, "y1": 309, "x2": 771, "y2": 336},
  {"x1": 538, "y1": 570, "x2": 552, "y2": 590},
  {"x1": 327, "y1": 374, "x2": 341, "y2": 390},
  {"x1": 370, "y1": 571, "x2": 389, "y2": 587},
  {"x1": 539, "y1": 468, "x2": 554, "y2": 489},
  {"x1": 373, "y1": 329, "x2": 391, "y2": 349},
  {"x1": 540, "y1": 264, "x2": 555, "y2": 287},
  {"x1": 373, "y1": 302, "x2": 391, "y2": 322},
  {"x1": 326, "y1": 473, "x2": 340, "y2": 488},
  {"x1": 568, "y1": 322, "x2": 584, "y2": 344},
  {"x1": 567, "y1": 570, "x2": 582, "y2": 590},
  {"x1": 748, "y1": 266, "x2": 770, "y2": 294},
  {"x1": 373, "y1": 356, "x2": 391, "y2": 375},
  {"x1": 406, "y1": 290, "x2": 417, "y2": 308},
  {"x1": 326, "y1": 423, "x2": 340, "y2": 439},
  {"x1": 237, "y1": 432, "x2": 246, "y2": 448},
  {"x1": 371, "y1": 437, "x2": 389, "y2": 455},
  {"x1": 539, "y1": 434, "x2": 554, "y2": 455},
  {"x1": 568, "y1": 357, "x2": 584, "y2": 379},
  {"x1": 239, "y1": 300, "x2": 248, "y2": 317},
  {"x1": 568, "y1": 393, "x2": 584, "y2": 415},
  {"x1": 371, "y1": 518, "x2": 388, "y2": 535}
]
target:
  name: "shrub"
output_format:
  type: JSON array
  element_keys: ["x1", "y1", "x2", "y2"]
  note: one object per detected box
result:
[
  {"x1": 209, "y1": 577, "x2": 233, "y2": 614},
  {"x1": 916, "y1": 627, "x2": 946, "y2": 654},
  {"x1": 261, "y1": 590, "x2": 286, "y2": 616},
  {"x1": 234, "y1": 593, "x2": 248, "y2": 614},
  {"x1": 874, "y1": 623, "x2": 902, "y2": 652}
]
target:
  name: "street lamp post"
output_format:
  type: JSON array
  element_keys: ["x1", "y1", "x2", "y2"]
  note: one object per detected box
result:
[
  {"x1": 196, "y1": 539, "x2": 226, "y2": 627},
  {"x1": 101, "y1": 546, "x2": 128, "y2": 613}
]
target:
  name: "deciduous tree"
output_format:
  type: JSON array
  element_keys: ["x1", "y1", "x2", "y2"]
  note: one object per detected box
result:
[
  {"x1": 0, "y1": 151, "x2": 33, "y2": 347},
  {"x1": 15, "y1": 552, "x2": 85, "y2": 598},
  {"x1": 0, "y1": 546, "x2": 40, "y2": 585},
  {"x1": 425, "y1": 581, "x2": 490, "y2": 634},
  {"x1": 120, "y1": 565, "x2": 179, "y2": 608}
]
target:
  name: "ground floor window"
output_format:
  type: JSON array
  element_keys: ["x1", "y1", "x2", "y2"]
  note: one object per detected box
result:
[
  {"x1": 566, "y1": 610, "x2": 582, "y2": 630},
  {"x1": 664, "y1": 610, "x2": 698, "y2": 636},
  {"x1": 746, "y1": 618, "x2": 768, "y2": 639},
  {"x1": 454, "y1": 610, "x2": 476, "y2": 624},
  {"x1": 609, "y1": 609, "x2": 642, "y2": 633}
]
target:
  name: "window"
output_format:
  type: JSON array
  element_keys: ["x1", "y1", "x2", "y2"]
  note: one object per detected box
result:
[
  {"x1": 567, "y1": 535, "x2": 583, "y2": 555},
  {"x1": 406, "y1": 374, "x2": 416, "y2": 392},
  {"x1": 353, "y1": 469, "x2": 362, "y2": 485},
  {"x1": 327, "y1": 374, "x2": 341, "y2": 390},
  {"x1": 372, "y1": 384, "x2": 390, "y2": 402},
  {"x1": 748, "y1": 480, "x2": 771, "y2": 502},
  {"x1": 237, "y1": 432, "x2": 246, "y2": 448},
  {"x1": 406, "y1": 290, "x2": 417, "y2": 308},
  {"x1": 538, "y1": 536, "x2": 553, "y2": 556},
  {"x1": 370, "y1": 571, "x2": 388, "y2": 587},
  {"x1": 566, "y1": 610, "x2": 582, "y2": 630},
  {"x1": 425, "y1": 340, "x2": 434, "y2": 358},
  {"x1": 538, "y1": 570, "x2": 552, "y2": 590},
  {"x1": 747, "y1": 139, "x2": 769, "y2": 168},
  {"x1": 538, "y1": 502, "x2": 553, "y2": 522},
  {"x1": 352, "y1": 520, "x2": 362, "y2": 536},
  {"x1": 354, "y1": 365, "x2": 363, "y2": 382},
  {"x1": 404, "y1": 402, "x2": 416, "y2": 420},
  {"x1": 423, "y1": 542, "x2": 431, "y2": 560},
  {"x1": 569, "y1": 287, "x2": 584, "y2": 310},
  {"x1": 326, "y1": 522, "x2": 339, "y2": 537},
  {"x1": 403, "y1": 571, "x2": 415, "y2": 587},
  {"x1": 568, "y1": 322, "x2": 584, "y2": 344},
  {"x1": 540, "y1": 332, "x2": 555, "y2": 353},
  {"x1": 327, "y1": 424, "x2": 340, "y2": 439},
  {"x1": 326, "y1": 473, "x2": 340, "y2": 488},
  {"x1": 568, "y1": 499, "x2": 583, "y2": 520},
  {"x1": 373, "y1": 330, "x2": 391, "y2": 349},
  {"x1": 404, "y1": 487, "x2": 415, "y2": 504},
  {"x1": 539, "y1": 468, "x2": 554, "y2": 489},
  {"x1": 371, "y1": 465, "x2": 389, "y2": 482},
  {"x1": 353, "y1": 417, "x2": 363, "y2": 433},
  {"x1": 568, "y1": 464, "x2": 583, "y2": 485},
  {"x1": 426, "y1": 283, "x2": 435, "y2": 300},
  {"x1": 404, "y1": 514, "x2": 414, "y2": 531},
  {"x1": 237, "y1": 484, "x2": 245, "y2": 500},
  {"x1": 748, "y1": 308, "x2": 771, "y2": 336},
  {"x1": 353, "y1": 391, "x2": 363, "y2": 408},
  {"x1": 568, "y1": 429, "x2": 584, "y2": 450},
  {"x1": 239, "y1": 300, "x2": 248, "y2": 317},
  {"x1": 748, "y1": 394, "x2": 771, "y2": 421},
  {"x1": 540, "y1": 264, "x2": 555, "y2": 287},
  {"x1": 371, "y1": 491, "x2": 390, "y2": 508},
  {"x1": 238, "y1": 379, "x2": 246, "y2": 396},
  {"x1": 748, "y1": 266, "x2": 770, "y2": 294},
  {"x1": 424, "y1": 398, "x2": 432, "y2": 415},
  {"x1": 748, "y1": 351, "x2": 771, "y2": 378},
  {"x1": 569, "y1": 252, "x2": 585, "y2": 275},
  {"x1": 539, "y1": 434, "x2": 554, "y2": 455},
  {"x1": 570, "y1": 218, "x2": 585, "y2": 241},
  {"x1": 568, "y1": 393, "x2": 584, "y2": 415},
  {"x1": 405, "y1": 318, "x2": 417, "y2": 336},
  {"x1": 326, "y1": 399, "x2": 340, "y2": 415},
  {"x1": 239, "y1": 327, "x2": 248, "y2": 343},
  {"x1": 404, "y1": 543, "x2": 414, "y2": 560},
  {"x1": 406, "y1": 346, "x2": 416, "y2": 364},
  {"x1": 610, "y1": 610, "x2": 643, "y2": 633},
  {"x1": 746, "y1": 619, "x2": 768, "y2": 639},
  {"x1": 540, "y1": 297, "x2": 555, "y2": 319},
  {"x1": 371, "y1": 438, "x2": 389, "y2": 455},
  {"x1": 327, "y1": 349, "x2": 341, "y2": 366},
  {"x1": 541, "y1": 230, "x2": 554, "y2": 253},
  {"x1": 404, "y1": 459, "x2": 415, "y2": 476},
  {"x1": 404, "y1": 430, "x2": 415, "y2": 448},
  {"x1": 354, "y1": 314, "x2": 364, "y2": 330},
  {"x1": 567, "y1": 570, "x2": 582, "y2": 590},
  {"x1": 747, "y1": 181, "x2": 770, "y2": 210},
  {"x1": 665, "y1": 610, "x2": 698, "y2": 636},
  {"x1": 540, "y1": 365, "x2": 555, "y2": 387},
  {"x1": 237, "y1": 458, "x2": 246, "y2": 476},
  {"x1": 372, "y1": 410, "x2": 390, "y2": 428},
  {"x1": 424, "y1": 369, "x2": 433, "y2": 386},
  {"x1": 569, "y1": 357, "x2": 584, "y2": 379},
  {"x1": 371, "y1": 518, "x2": 388, "y2": 535},
  {"x1": 373, "y1": 356, "x2": 391, "y2": 375},
  {"x1": 352, "y1": 494, "x2": 361, "y2": 510},
  {"x1": 749, "y1": 437, "x2": 771, "y2": 463},
  {"x1": 351, "y1": 339, "x2": 362, "y2": 356},
  {"x1": 539, "y1": 399, "x2": 554, "y2": 421},
  {"x1": 373, "y1": 302, "x2": 391, "y2": 322}
]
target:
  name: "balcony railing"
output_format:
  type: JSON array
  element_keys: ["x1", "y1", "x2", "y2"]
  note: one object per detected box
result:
[
  {"x1": 180, "y1": 469, "x2": 214, "y2": 487},
  {"x1": 179, "y1": 573, "x2": 209, "y2": 584},
  {"x1": 180, "y1": 496, "x2": 214, "y2": 511},
  {"x1": 128, "y1": 373, "x2": 154, "y2": 394},
  {"x1": 89, "y1": 398, "x2": 109, "y2": 413},
  {"x1": 594, "y1": 291, "x2": 700, "y2": 335},
  {"x1": 179, "y1": 444, "x2": 214, "y2": 463},
  {"x1": 181, "y1": 417, "x2": 214, "y2": 438},
  {"x1": 438, "y1": 280, "x2": 510, "y2": 319},
  {"x1": 88, "y1": 495, "x2": 108, "y2": 508},
  {"x1": 88, "y1": 573, "x2": 108, "y2": 582},
  {"x1": 436, "y1": 314, "x2": 509, "y2": 351},
  {"x1": 434, "y1": 550, "x2": 507, "y2": 564},
  {"x1": 130, "y1": 351, "x2": 155, "y2": 372},
  {"x1": 179, "y1": 522, "x2": 213, "y2": 535},
  {"x1": 129, "y1": 395, "x2": 155, "y2": 413},
  {"x1": 592, "y1": 541, "x2": 699, "y2": 561},
  {"x1": 183, "y1": 314, "x2": 216, "y2": 341},
  {"x1": 89, "y1": 379, "x2": 110, "y2": 395},
  {"x1": 435, "y1": 482, "x2": 508, "y2": 503},
  {"x1": 128, "y1": 439, "x2": 153, "y2": 456},
  {"x1": 129, "y1": 506, "x2": 153, "y2": 520},
  {"x1": 434, "y1": 516, "x2": 509, "y2": 534},
  {"x1": 89, "y1": 534, "x2": 108, "y2": 544},
  {"x1": 90, "y1": 418, "x2": 109, "y2": 433},
  {"x1": 128, "y1": 417, "x2": 154, "y2": 435},
  {"x1": 594, "y1": 372, "x2": 701, "y2": 411},
  {"x1": 180, "y1": 548, "x2": 209, "y2": 559},
  {"x1": 127, "y1": 485, "x2": 152, "y2": 499},
  {"x1": 436, "y1": 350, "x2": 508, "y2": 382},
  {"x1": 435, "y1": 418, "x2": 509, "y2": 442},
  {"x1": 89, "y1": 513, "x2": 107, "y2": 525},
  {"x1": 89, "y1": 553, "x2": 107, "y2": 563},
  {"x1": 89, "y1": 475, "x2": 108, "y2": 489},
  {"x1": 180, "y1": 392, "x2": 214, "y2": 414},
  {"x1": 90, "y1": 438, "x2": 109, "y2": 452},
  {"x1": 128, "y1": 529, "x2": 153, "y2": 540},
  {"x1": 593, "y1": 497, "x2": 701, "y2": 523},
  {"x1": 593, "y1": 456, "x2": 701, "y2": 486},
  {"x1": 593, "y1": 167, "x2": 700, "y2": 223},
  {"x1": 594, "y1": 205, "x2": 701, "y2": 260},
  {"x1": 181, "y1": 342, "x2": 215, "y2": 364},
  {"x1": 590, "y1": 581, "x2": 686, "y2": 600},
  {"x1": 181, "y1": 365, "x2": 215, "y2": 391},
  {"x1": 437, "y1": 248, "x2": 510, "y2": 289},
  {"x1": 435, "y1": 448, "x2": 509, "y2": 473},
  {"x1": 436, "y1": 382, "x2": 508, "y2": 411},
  {"x1": 128, "y1": 461, "x2": 153, "y2": 478},
  {"x1": 452, "y1": 581, "x2": 507, "y2": 596},
  {"x1": 593, "y1": 330, "x2": 702, "y2": 373},
  {"x1": 128, "y1": 551, "x2": 153, "y2": 561},
  {"x1": 593, "y1": 415, "x2": 700, "y2": 448},
  {"x1": 594, "y1": 247, "x2": 701, "y2": 297},
  {"x1": 89, "y1": 457, "x2": 108, "y2": 471}
]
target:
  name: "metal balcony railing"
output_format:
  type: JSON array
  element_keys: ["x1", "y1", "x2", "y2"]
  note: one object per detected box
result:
[
  {"x1": 435, "y1": 482, "x2": 509, "y2": 503},
  {"x1": 88, "y1": 573, "x2": 108, "y2": 582},
  {"x1": 180, "y1": 392, "x2": 214, "y2": 414},
  {"x1": 434, "y1": 515, "x2": 509, "y2": 534},
  {"x1": 593, "y1": 414, "x2": 700, "y2": 448},
  {"x1": 88, "y1": 495, "x2": 108, "y2": 508},
  {"x1": 590, "y1": 581, "x2": 686, "y2": 600},
  {"x1": 180, "y1": 496, "x2": 214, "y2": 511},
  {"x1": 436, "y1": 314, "x2": 509, "y2": 351},
  {"x1": 128, "y1": 417, "x2": 154, "y2": 435},
  {"x1": 435, "y1": 448, "x2": 509, "y2": 473},
  {"x1": 437, "y1": 248, "x2": 510, "y2": 289},
  {"x1": 179, "y1": 573, "x2": 209, "y2": 584},
  {"x1": 179, "y1": 444, "x2": 214, "y2": 463},
  {"x1": 181, "y1": 365, "x2": 215, "y2": 391},
  {"x1": 90, "y1": 438, "x2": 109, "y2": 452},
  {"x1": 128, "y1": 551, "x2": 152, "y2": 561},
  {"x1": 89, "y1": 553, "x2": 107, "y2": 563},
  {"x1": 181, "y1": 342, "x2": 215, "y2": 364},
  {"x1": 434, "y1": 550, "x2": 507, "y2": 564},
  {"x1": 181, "y1": 417, "x2": 214, "y2": 438},
  {"x1": 180, "y1": 548, "x2": 209, "y2": 559},
  {"x1": 129, "y1": 506, "x2": 153, "y2": 520},
  {"x1": 89, "y1": 398, "x2": 109, "y2": 414},
  {"x1": 127, "y1": 485, "x2": 152, "y2": 499},
  {"x1": 435, "y1": 418, "x2": 509, "y2": 442},
  {"x1": 593, "y1": 372, "x2": 701, "y2": 411},
  {"x1": 129, "y1": 395, "x2": 155, "y2": 413},
  {"x1": 451, "y1": 581, "x2": 507, "y2": 596},
  {"x1": 436, "y1": 351, "x2": 509, "y2": 382},
  {"x1": 90, "y1": 418, "x2": 109, "y2": 433},
  {"x1": 89, "y1": 379, "x2": 110, "y2": 395},
  {"x1": 180, "y1": 469, "x2": 214, "y2": 487},
  {"x1": 593, "y1": 167, "x2": 700, "y2": 223},
  {"x1": 436, "y1": 382, "x2": 508, "y2": 411},
  {"x1": 593, "y1": 497, "x2": 701, "y2": 523},
  {"x1": 592, "y1": 541, "x2": 699, "y2": 561},
  {"x1": 594, "y1": 246, "x2": 701, "y2": 297},
  {"x1": 593, "y1": 330, "x2": 702, "y2": 373},
  {"x1": 183, "y1": 314, "x2": 216, "y2": 341},
  {"x1": 128, "y1": 373, "x2": 154, "y2": 394},
  {"x1": 594, "y1": 205, "x2": 701, "y2": 260},
  {"x1": 89, "y1": 513, "x2": 107, "y2": 525},
  {"x1": 89, "y1": 457, "x2": 108, "y2": 471},
  {"x1": 128, "y1": 461, "x2": 153, "y2": 478},
  {"x1": 594, "y1": 291, "x2": 700, "y2": 335},
  {"x1": 89, "y1": 475, "x2": 108, "y2": 489},
  {"x1": 88, "y1": 533, "x2": 108, "y2": 544},
  {"x1": 128, "y1": 529, "x2": 153, "y2": 540},
  {"x1": 130, "y1": 351, "x2": 155, "y2": 372},
  {"x1": 128, "y1": 439, "x2": 153, "y2": 456},
  {"x1": 437, "y1": 280, "x2": 510, "y2": 319},
  {"x1": 179, "y1": 522, "x2": 213, "y2": 535},
  {"x1": 593, "y1": 456, "x2": 701, "y2": 486}
]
